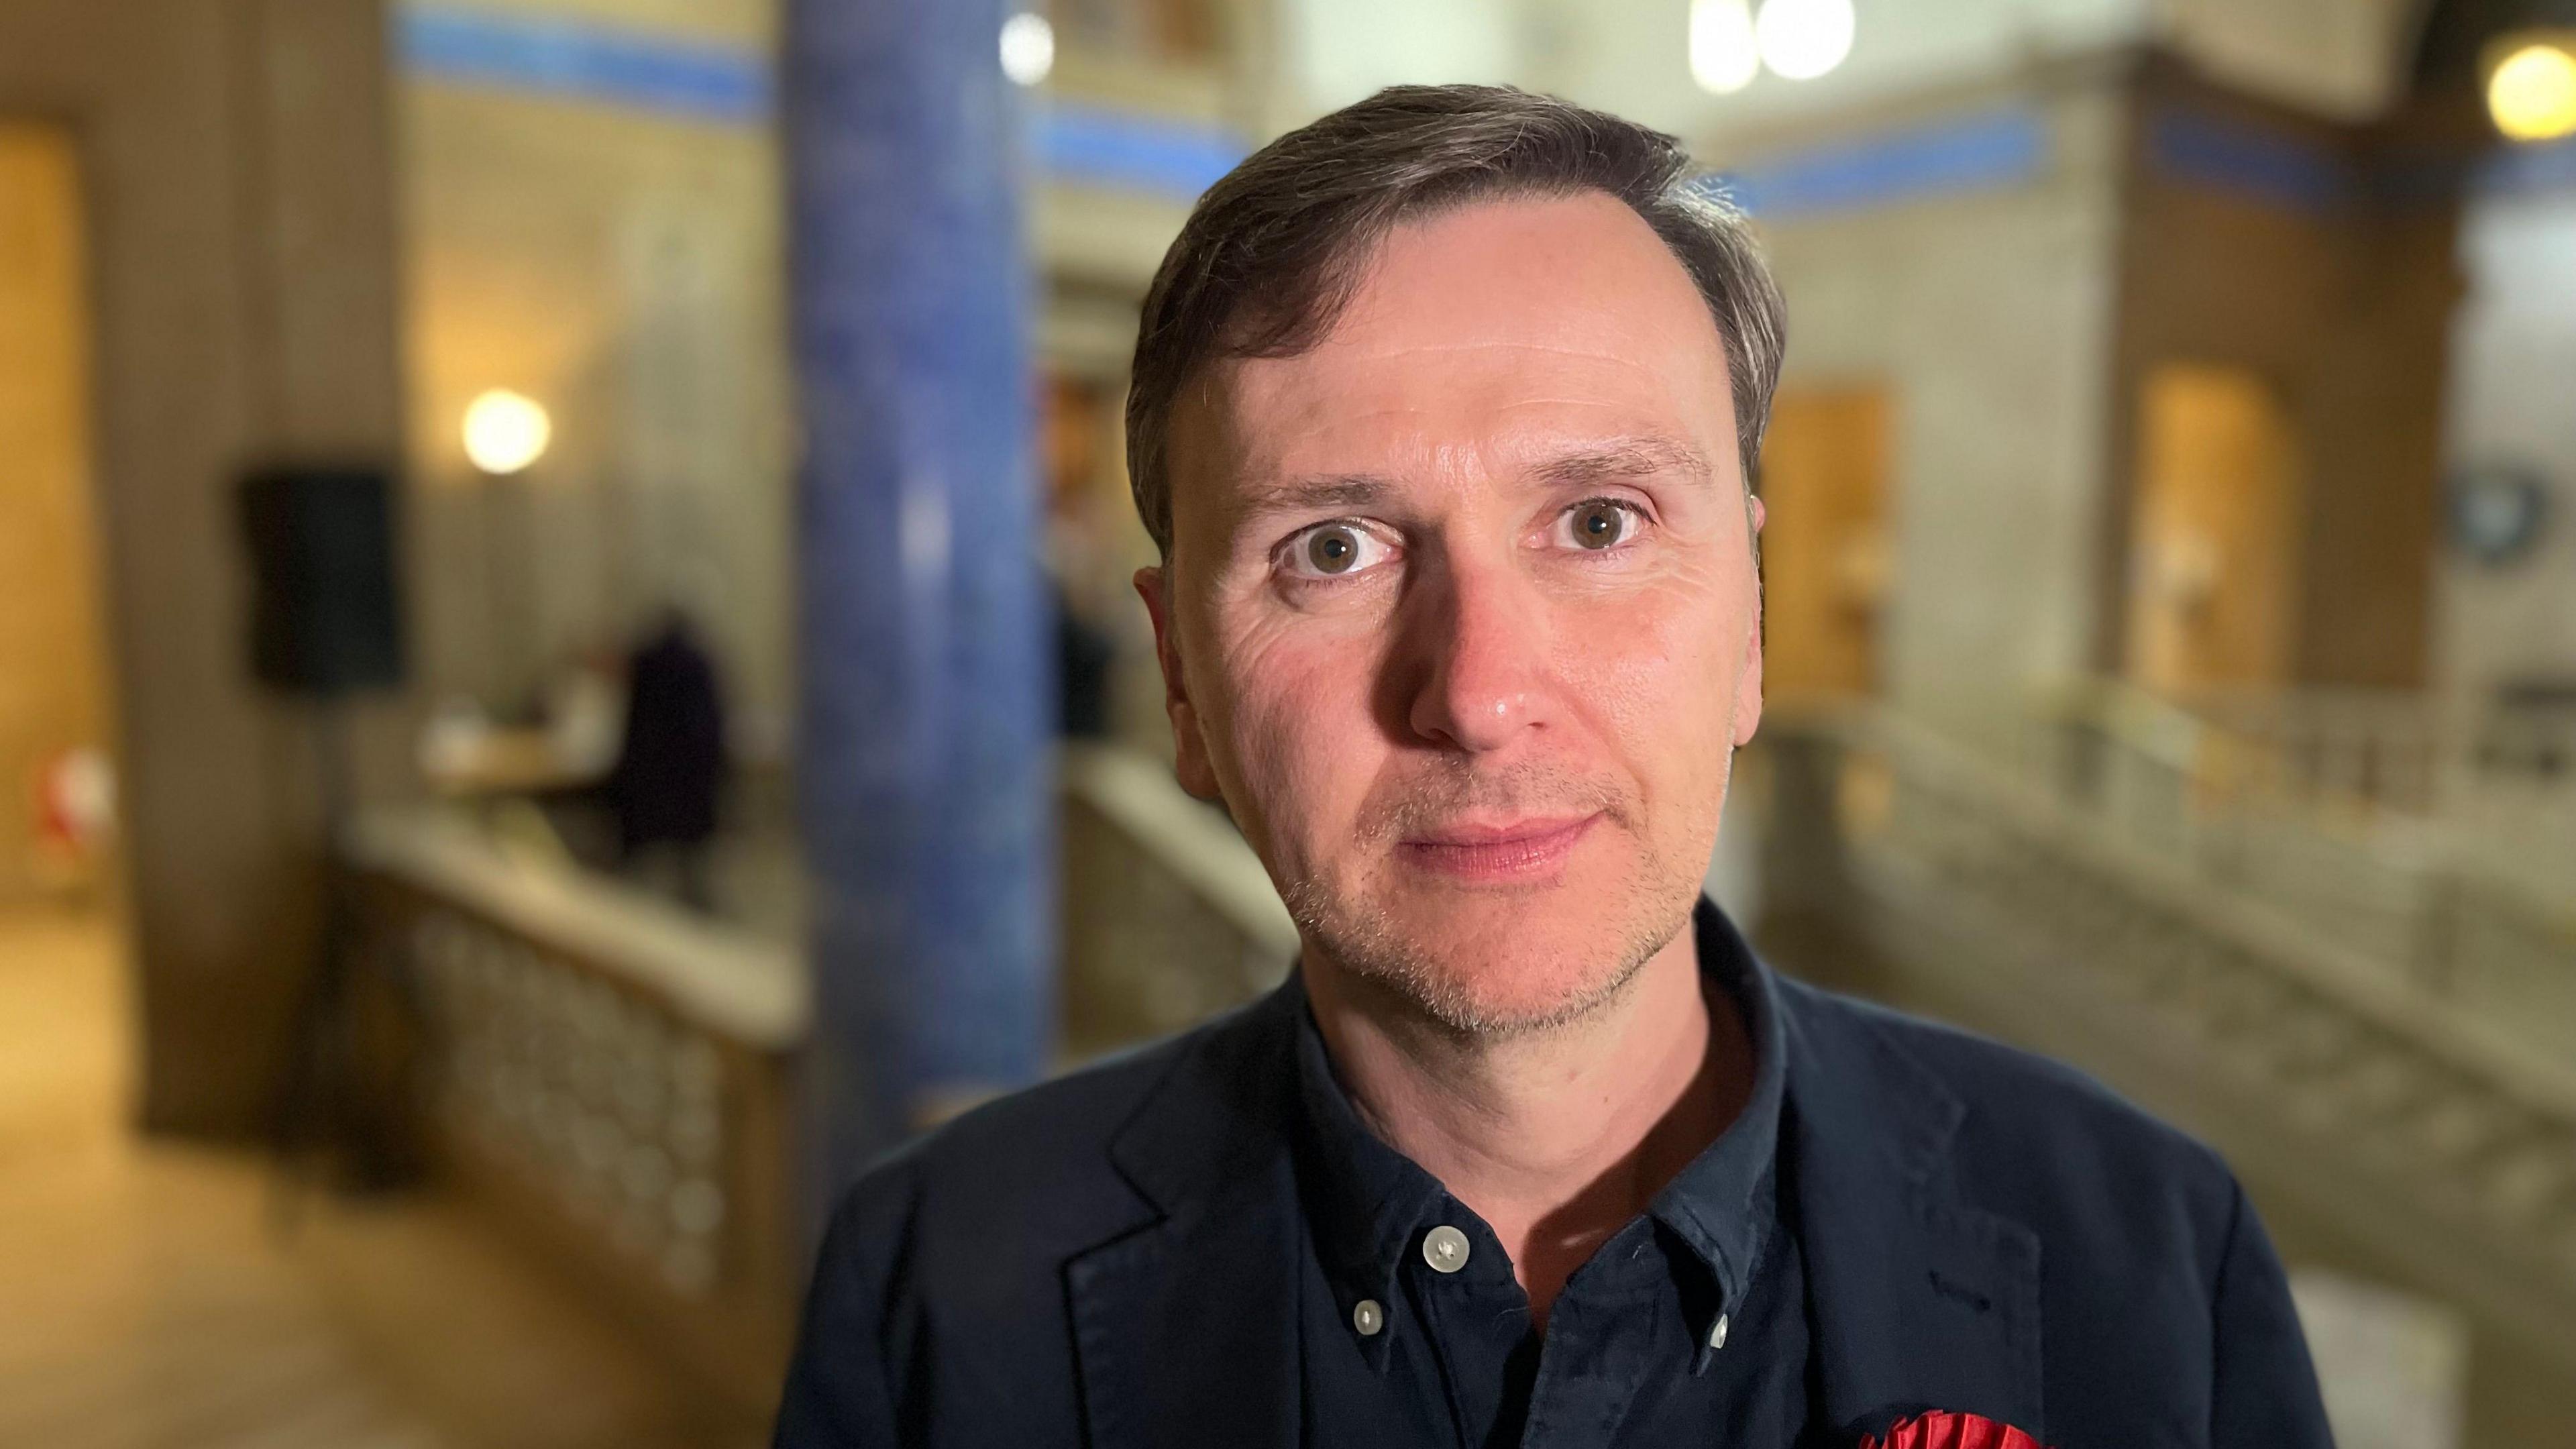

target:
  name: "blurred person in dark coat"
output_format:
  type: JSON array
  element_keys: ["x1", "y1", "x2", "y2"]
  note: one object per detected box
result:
[{"x1": 603, "y1": 606, "x2": 727, "y2": 910}]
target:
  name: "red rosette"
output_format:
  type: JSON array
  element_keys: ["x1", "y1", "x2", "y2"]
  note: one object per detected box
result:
[{"x1": 1858, "y1": 1409, "x2": 2047, "y2": 1449}]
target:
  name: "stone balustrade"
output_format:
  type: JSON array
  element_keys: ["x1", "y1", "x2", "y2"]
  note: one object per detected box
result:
[
  {"x1": 341, "y1": 807, "x2": 804, "y2": 1414},
  {"x1": 1765, "y1": 708, "x2": 2576, "y2": 1388}
]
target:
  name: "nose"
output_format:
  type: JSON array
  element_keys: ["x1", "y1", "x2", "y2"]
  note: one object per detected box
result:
[{"x1": 1402, "y1": 552, "x2": 1553, "y2": 753}]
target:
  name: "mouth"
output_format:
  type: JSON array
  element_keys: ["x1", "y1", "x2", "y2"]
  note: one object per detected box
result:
[{"x1": 1396, "y1": 813, "x2": 1601, "y2": 882}]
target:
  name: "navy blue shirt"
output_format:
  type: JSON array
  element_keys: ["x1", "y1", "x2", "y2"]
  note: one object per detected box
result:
[{"x1": 1288, "y1": 910, "x2": 1817, "y2": 1447}]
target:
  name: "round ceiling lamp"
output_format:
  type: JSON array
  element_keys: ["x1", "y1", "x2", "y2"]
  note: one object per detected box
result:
[
  {"x1": 1000, "y1": 11, "x2": 1055, "y2": 87},
  {"x1": 1690, "y1": 0, "x2": 1761, "y2": 95},
  {"x1": 2487, "y1": 37, "x2": 2576, "y2": 142},
  {"x1": 462, "y1": 389, "x2": 551, "y2": 476},
  {"x1": 1755, "y1": 0, "x2": 1856, "y2": 82}
]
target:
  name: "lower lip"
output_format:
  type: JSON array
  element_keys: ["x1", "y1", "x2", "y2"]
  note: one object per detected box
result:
[{"x1": 1399, "y1": 815, "x2": 1600, "y2": 881}]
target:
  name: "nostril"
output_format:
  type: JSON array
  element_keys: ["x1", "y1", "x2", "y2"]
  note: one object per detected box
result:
[
  {"x1": 1399, "y1": 572, "x2": 1551, "y2": 749},
  {"x1": 1410, "y1": 676, "x2": 1537, "y2": 752}
]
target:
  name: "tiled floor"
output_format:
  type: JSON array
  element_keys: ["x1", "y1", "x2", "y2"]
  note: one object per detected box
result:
[{"x1": 0, "y1": 906, "x2": 763, "y2": 1449}]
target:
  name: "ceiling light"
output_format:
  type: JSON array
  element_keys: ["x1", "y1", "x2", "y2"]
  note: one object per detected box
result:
[
  {"x1": 462, "y1": 390, "x2": 551, "y2": 476},
  {"x1": 1755, "y1": 0, "x2": 1855, "y2": 82},
  {"x1": 1690, "y1": 0, "x2": 1760, "y2": 95},
  {"x1": 2487, "y1": 40, "x2": 2576, "y2": 142},
  {"x1": 1000, "y1": 12, "x2": 1055, "y2": 87}
]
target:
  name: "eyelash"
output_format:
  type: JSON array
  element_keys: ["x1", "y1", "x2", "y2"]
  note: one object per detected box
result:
[
  {"x1": 1275, "y1": 519, "x2": 1397, "y2": 582},
  {"x1": 1552, "y1": 496, "x2": 1652, "y2": 554},
  {"x1": 1274, "y1": 497, "x2": 1654, "y2": 584}
]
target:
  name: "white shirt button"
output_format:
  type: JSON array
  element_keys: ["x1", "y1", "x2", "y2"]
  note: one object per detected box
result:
[
  {"x1": 1421, "y1": 1225, "x2": 1471, "y2": 1273},
  {"x1": 1352, "y1": 1299, "x2": 1384, "y2": 1336},
  {"x1": 1708, "y1": 1313, "x2": 1730, "y2": 1350}
]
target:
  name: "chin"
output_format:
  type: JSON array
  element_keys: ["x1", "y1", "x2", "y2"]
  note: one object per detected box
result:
[{"x1": 1298, "y1": 862, "x2": 1698, "y2": 1037}]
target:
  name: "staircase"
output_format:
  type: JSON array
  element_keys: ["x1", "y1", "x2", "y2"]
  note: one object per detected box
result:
[{"x1": 1754, "y1": 702, "x2": 2576, "y2": 1442}]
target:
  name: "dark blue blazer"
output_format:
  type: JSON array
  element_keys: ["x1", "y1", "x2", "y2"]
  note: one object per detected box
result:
[{"x1": 774, "y1": 941, "x2": 2333, "y2": 1448}]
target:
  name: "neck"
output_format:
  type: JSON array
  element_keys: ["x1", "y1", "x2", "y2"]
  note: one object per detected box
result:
[{"x1": 1303, "y1": 920, "x2": 1752, "y2": 1326}]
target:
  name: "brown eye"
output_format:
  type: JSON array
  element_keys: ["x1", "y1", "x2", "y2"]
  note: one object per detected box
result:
[
  {"x1": 1307, "y1": 525, "x2": 1362, "y2": 574},
  {"x1": 1571, "y1": 502, "x2": 1628, "y2": 549}
]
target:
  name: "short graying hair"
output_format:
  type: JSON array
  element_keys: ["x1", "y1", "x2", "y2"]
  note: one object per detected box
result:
[{"x1": 1125, "y1": 83, "x2": 1786, "y2": 559}]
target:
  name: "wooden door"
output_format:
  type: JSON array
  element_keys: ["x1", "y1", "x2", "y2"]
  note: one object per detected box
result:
[
  {"x1": 2125, "y1": 363, "x2": 2302, "y2": 695},
  {"x1": 1758, "y1": 386, "x2": 1892, "y2": 703},
  {"x1": 0, "y1": 123, "x2": 111, "y2": 897}
]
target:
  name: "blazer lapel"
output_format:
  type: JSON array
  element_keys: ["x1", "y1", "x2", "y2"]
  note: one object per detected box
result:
[
  {"x1": 1059, "y1": 959, "x2": 2048, "y2": 1446},
  {"x1": 1065, "y1": 984, "x2": 1306, "y2": 1449},
  {"x1": 1776, "y1": 979, "x2": 2047, "y2": 1443}
]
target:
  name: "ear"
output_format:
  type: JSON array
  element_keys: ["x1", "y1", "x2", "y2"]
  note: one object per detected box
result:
[
  {"x1": 1732, "y1": 496, "x2": 1765, "y2": 749},
  {"x1": 1133, "y1": 564, "x2": 1224, "y2": 801}
]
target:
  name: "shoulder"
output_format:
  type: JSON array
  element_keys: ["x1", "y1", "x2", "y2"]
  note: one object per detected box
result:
[
  {"x1": 1778, "y1": 975, "x2": 2241, "y2": 1263},
  {"x1": 782, "y1": 996, "x2": 1293, "y2": 1446},
  {"x1": 824, "y1": 1030, "x2": 1185, "y2": 1246},
  {"x1": 787, "y1": 982, "x2": 1302, "y2": 1426},
  {"x1": 1766, "y1": 969, "x2": 2331, "y2": 1439},
  {"x1": 816, "y1": 983, "x2": 1297, "y2": 1273}
]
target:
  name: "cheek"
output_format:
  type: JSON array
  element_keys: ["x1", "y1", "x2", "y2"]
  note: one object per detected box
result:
[
  {"x1": 1212, "y1": 611, "x2": 1387, "y2": 851},
  {"x1": 1558, "y1": 577, "x2": 1746, "y2": 800}
]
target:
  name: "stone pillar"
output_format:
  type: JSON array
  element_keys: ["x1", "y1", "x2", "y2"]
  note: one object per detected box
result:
[{"x1": 784, "y1": 0, "x2": 1051, "y2": 1220}]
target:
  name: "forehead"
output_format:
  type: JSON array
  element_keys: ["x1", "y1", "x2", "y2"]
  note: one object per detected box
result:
[{"x1": 1171, "y1": 191, "x2": 1736, "y2": 503}]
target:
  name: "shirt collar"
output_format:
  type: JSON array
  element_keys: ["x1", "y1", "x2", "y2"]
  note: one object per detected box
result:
[
  {"x1": 1289, "y1": 896, "x2": 1790, "y2": 1333},
  {"x1": 1648, "y1": 896, "x2": 1788, "y2": 1315},
  {"x1": 1291, "y1": 985, "x2": 1448, "y2": 1326}
]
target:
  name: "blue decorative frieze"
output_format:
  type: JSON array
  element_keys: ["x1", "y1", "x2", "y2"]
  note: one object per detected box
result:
[
  {"x1": 1699, "y1": 107, "x2": 2051, "y2": 220},
  {"x1": 396, "y1": 5, "x2": 773, "y2": 123}
]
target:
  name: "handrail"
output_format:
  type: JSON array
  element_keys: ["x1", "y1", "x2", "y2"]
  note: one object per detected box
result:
[
  {"x1": 2031, "y1": 676, "x2": 2576, "y2": 968},
  {"x1": 341, "y1": 806, "x2": 808, "y2": 1049},
  {"x1": 349, "y1": 755, "x2": 1296, "y2": 1052},
  {"x1": 1869, "y1": 708, "x2": 2576, "y2": 1132},
  {"x1": 1799, "y1": 705, "x2": 2576, "y2": 1374},
  {"x1": 1059, "y1": 743, "x2": 1300, "y2": 958}
]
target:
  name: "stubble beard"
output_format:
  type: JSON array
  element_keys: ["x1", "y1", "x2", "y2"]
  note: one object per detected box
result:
[
  {"x1": 1286, "y1": 879, "x2": 1696, "y2": 1040},
  {"x1": 1278, "y1": 781, "x2": 1715, "y2": 1041}
]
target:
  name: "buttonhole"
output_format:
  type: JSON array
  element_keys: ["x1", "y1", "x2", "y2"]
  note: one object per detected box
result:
[{"x1": 1927, "y1": 1269, "x2": 1993, "y2": 1313}]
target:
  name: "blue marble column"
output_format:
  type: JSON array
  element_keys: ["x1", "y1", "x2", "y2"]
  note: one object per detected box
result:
[{"x1": 785, "y1": 0, "x2": 1051, "y2": 1220}]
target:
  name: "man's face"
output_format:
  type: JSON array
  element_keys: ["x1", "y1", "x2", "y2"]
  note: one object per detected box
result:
[{"x1": 1138, "y1": 192, "x2": 1765, "y2": 1035}]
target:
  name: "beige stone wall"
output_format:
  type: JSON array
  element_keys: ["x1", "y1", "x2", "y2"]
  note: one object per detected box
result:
[
  {"x1": 2437, "y1": 186, "x2": 2576, "y2": 712},
  {"x1": 398, "y1": 58, "x2": 794, "y2": 741},
  {"x1": 0, "y1": 0, "x2": 409, "y2": 1134},
  {"x1": 1734, "y1": 54, "x2": 2465, "y2": 744},
  {"x1": 1739, "y1": 70, "x2": 2130, "y2": 747}
]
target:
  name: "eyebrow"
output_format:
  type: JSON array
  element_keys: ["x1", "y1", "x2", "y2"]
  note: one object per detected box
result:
[
  {"x1": 1228, "y1": 435, "x2": 1716, "y2": 530},
  {"x1": 1526, "y1": 436, "x2": 1715, "y2": 491},
  {"x1": 1232, "y1": 474, "x2": 1395, "y2": 521}
]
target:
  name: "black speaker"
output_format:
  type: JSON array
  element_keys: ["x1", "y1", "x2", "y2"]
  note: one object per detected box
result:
[{"x1": 239, "y1": 464, "x2": 406, "y2": 696}]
